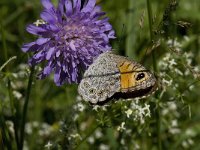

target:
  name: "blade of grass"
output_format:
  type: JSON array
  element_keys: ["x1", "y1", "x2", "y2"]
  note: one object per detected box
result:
[
  {"x1": 19, "y1": 65, "x2": 35, "y2": 150},
  {"x1": 0, "y1": 56, "x2": 17, "y2": 72},
  {"x1": 74, "y1": 125, "x2": 99, "y2": 150},
  {"x1": 1, "y1": 23, "x2": 20, "y2": 149},
  {"x1": 146, "y1": 1, "x2": 161, "y2": 150},
  {"x1": 125, "y1": 0, "x2": 136, "y2": 58}
]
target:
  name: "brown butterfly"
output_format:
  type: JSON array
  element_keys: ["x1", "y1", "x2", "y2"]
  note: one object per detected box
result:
[{"x1": 78, "y1": 51, "x2": 157, "y2": 105}]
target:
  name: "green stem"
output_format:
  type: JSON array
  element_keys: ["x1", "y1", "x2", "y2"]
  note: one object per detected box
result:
[
  {"x1": 7, "y1": 78, "x2": 20, "y2": 149},
  {"x1": 1, "y1": 23, "x2": 14, "y2": 150},
  {"x1": 146, "y1": 0, "x2": 161, "y2": 150},
  {"x1": 146, "y1": 0, "x2": 153, "y2": 41},
  {"x1": 0, "y1": 25, "x2": 8, "y2": 64},
  {"x1": 0, "y1": 114, "x2": 12, "y2": 150},
  {"x1": 0, "y1": 56, "x2": 17, "y2": 72},
  {"x1": 74, "y1": 125, "x2": 99, "y2": 150},
  {"x1": 19, "y1": 66, "x2": 35, "y2": 150}
]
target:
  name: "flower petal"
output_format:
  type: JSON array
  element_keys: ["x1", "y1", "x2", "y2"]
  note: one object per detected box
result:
[
  {"x1": 21, "y1": 42, "x2": 36, "y2": 52},
  {"x1": 73, "y1": 0, "x2": 81, "y2": 12},
  {"x1": 54, "y1": 67, "x2": 61, "y2": 86},
  {"x1": 40, "y1": 10, "x2": 57, "y2": 24},
  {"x1": 69, "y1": 40, "x2": 76, "y2": 51},
  {"x1": 36, "y1": 38, "x2": 50, "y2": 45},
  {"x1": 43, "y1": 61, "x2": 53, "y2": 75},
  {"x1": 46, "y1": 47, "x2": 55, "y2": 60},
  {"x1": 41, "y1": 0, "x2": 54, "y2": 9},
  {"x1": 26, "y1": 24, "x2": 47, "y2": 35},
  {"x1": 81, "y1": 0, "x2": 96, "y2": 13},
  {"x1": 108, "y1": 30, "x2": 115, "y2": 38}
]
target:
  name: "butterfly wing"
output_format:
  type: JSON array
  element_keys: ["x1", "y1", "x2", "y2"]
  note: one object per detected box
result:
[
  {"x1": 78, "y1": 52, "x2": 121, "y2": 104},
  {"x1": 78, "y1": 51, "x2": 157, "y2": 104}
]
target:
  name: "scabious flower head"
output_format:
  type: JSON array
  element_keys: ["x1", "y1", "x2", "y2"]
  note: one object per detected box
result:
[{"x1": 22, "y1": 0, "x2": 115, "y2": 86}]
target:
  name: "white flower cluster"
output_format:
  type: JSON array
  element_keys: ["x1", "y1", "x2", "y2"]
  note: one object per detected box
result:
[
  {"x1": 73, "y1": 96, "x2": 85, "y2": 112},
  {"x1": 181, "y1": 128, "x2": 196, "y2": 148},
  {"x1": 124, "y1": 100, "x2": 151, "y2": 124},
  {"x1": 72, "y1": 96, "x2": 86, "y2": 120},
  {"x1": 68, "y1": 133, "x2": 82, "y2": 141},
  {"x1": 25, "y1": 121, "x2": 56, "y2": 137},
  {"x1": 161, "y1": 101, "x2": 181, "y2": 135},
  {"x1": 167, "y1": 38, "x2": 182, "y2": 53}
]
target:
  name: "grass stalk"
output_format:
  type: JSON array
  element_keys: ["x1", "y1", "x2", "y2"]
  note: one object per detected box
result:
[
  {"x1": 146, "y1": 0, "x2": 161, "y2": 150},
  {"x1": 1, "y1": 23, "x2": 17, "y2": 149},
  {"x1": 19, "y1": 66, "x2": 35, "y2": 150},
  {"x1": 74, "y1": 125, "x2": 99, "y2": 150}
]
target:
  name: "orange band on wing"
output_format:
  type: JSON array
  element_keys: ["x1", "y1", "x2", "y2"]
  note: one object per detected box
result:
[{"x1": 118, "y1": 61, "x2": 137, "y2": 91}]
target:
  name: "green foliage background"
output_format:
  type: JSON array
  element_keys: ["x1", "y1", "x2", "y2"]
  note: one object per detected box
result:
[{"x1": 0, "y1": 0, "x2": 200, "y2": 149}]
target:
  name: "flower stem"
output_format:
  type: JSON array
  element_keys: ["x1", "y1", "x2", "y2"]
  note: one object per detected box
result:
[
  {"x1": 146, "y1": 0, "x2": 161, "y2": 150},
  {"x1": 1, "y1": 23, "x2": 16, "y2": 149},
  {"x1": 74, "y1": 125, "x2": 99, "y2": 150},
  {"x1": 19, "y1": 66, "x2": 35, "y2": 150}
]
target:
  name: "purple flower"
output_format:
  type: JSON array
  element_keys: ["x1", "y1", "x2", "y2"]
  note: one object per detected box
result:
[{"x1": 22, "y1": 0, "x2": 115, "y2": 86}]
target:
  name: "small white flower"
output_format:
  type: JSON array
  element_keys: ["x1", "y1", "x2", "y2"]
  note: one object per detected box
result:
[
  {"x1": 70, "y1": 133, "x2": 82, "y2": 140},
  {"x1": 185, "y1": 129, "x2": 196, "y2": 137},
  {"x1": 73, "y1": 114, "x2": 79, "y2": 121},
  {"x1": 162, "y1": 108, "x2": 169, "y2": 116},
  {"x1": 182, "y1": 140, "x2": 189, "y2": 148},
  {"x1": 194, "y1": 66, "x2": 199, "y2": 72},
  {"x1": 163, "y1": 53, "x2": 171, "y2": 61},
  {"x1": 117, "y1": 122, "x2": 126, "y2": 132},
  {"x1": 77, "y1": 103, "x2": 85, "y2": 112},
  {"x1": 188, "y1": 139, "x2": 194, "y2": 145},
  {"x1": 32, "y1": 121, "x2": 39, "y2": 127},
  {"x1": 162, "y1": 78, "x2": 173, "y2": 86},
  {"x1": 95, "y1": 129, "x2": 103, "y2": 139},
  {"x1": 87, "y1": 136, "x2": 95, "y2": 144},
  {"x1": 130, "y1": 101, "x2": 151, "y2": 124},
  {"x1": 171, "y1": 120, "x2": 178, "y2": 127},
  {"x1": 99, "y1": 144, "x2": 110, "y2": 150},
  {"x1": 143, "y1": 104, "x2": 151, "y2": 117},
  {"x1": 34, "y1": 19, "x2": 46, "y2": 26},
  {"x1": 184, "y1": 36, "x2": 189, "y2": 41},
  {"x1": 45, "y1": 141, "x2": 52, "y2": 149},
  {"x1": 125, "y1": 109, "x2": 133, "y2": 118},
  {"x1": 168, "y1": 102, "x2": 177, "y2": 111},
  {"x1": 12, "y1": 90, "x2": 22, "y2": 99},
  {"x1": 189, "y1": 85, "x2": 194, "y2": 90},
  {"x1": 174, "y1": 68, "x2": 183, "y2": 76},
  {"x1": 135, "y1": 143, "x2": 140, "y2": 149},
  {"x1": 93, "y1": 105, "x2": 100, "y2": 111},
  {"x1": 169, "y1": 128, "x2": 180, "y2": 134},
  {"x1": 39, "y1": 123, "x2": 52, "y2": 136},
  {"x1": 25, "y1": 123, "x2": 32, "y2": 134},
  {"x1": 6, "y1": 121, "x2": 14, "y2": 136},
  {"x1": 76, "y1": 95, "x2": 82, "y2": 101},
  {"x1": 169, "y1": 58, "x2": 177, "y2": 67},
  {"x1": 120, "y1": 139, "x2": 125, "y2": 145}
]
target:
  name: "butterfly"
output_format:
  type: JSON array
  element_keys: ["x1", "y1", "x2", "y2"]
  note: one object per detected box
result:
[{"x1": 78, "y1": 51, "x2": 157, "y2": 105}]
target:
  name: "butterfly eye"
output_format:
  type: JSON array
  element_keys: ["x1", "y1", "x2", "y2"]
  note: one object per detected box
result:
[{"x1": 136, "y1": 73, "x2": 145, "y2": 81}]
